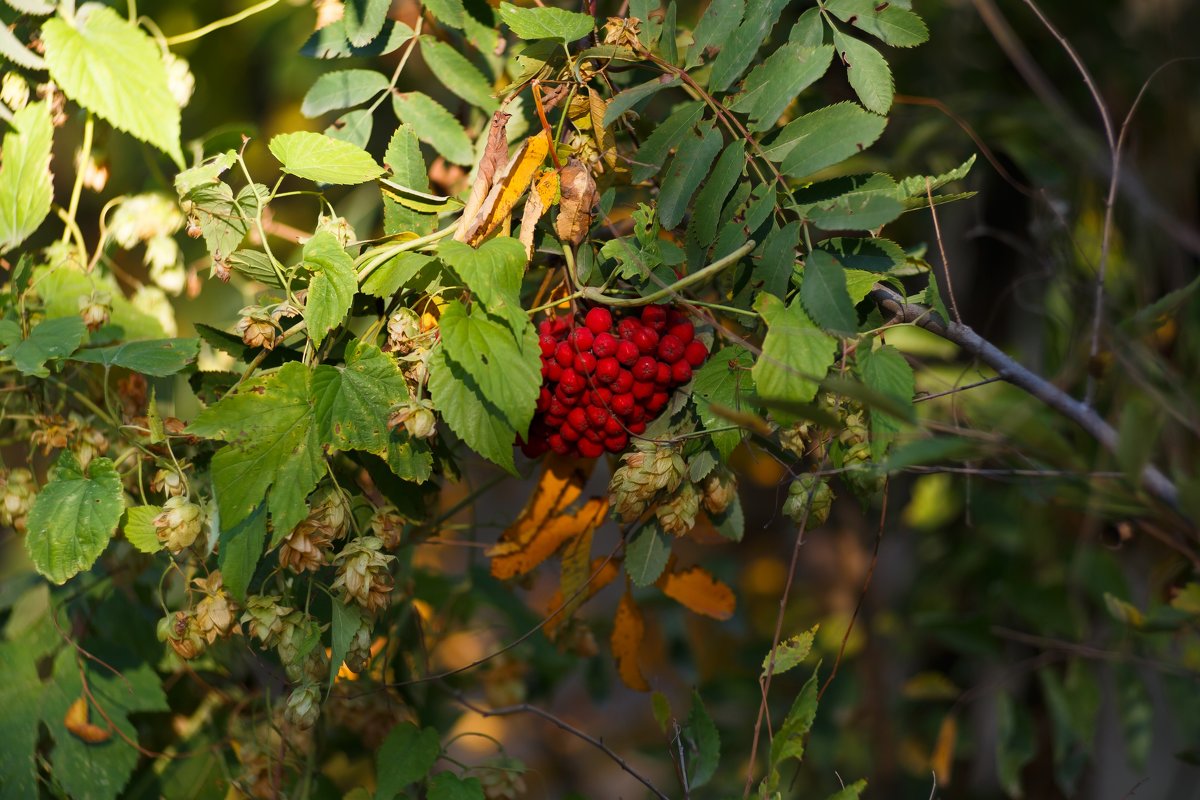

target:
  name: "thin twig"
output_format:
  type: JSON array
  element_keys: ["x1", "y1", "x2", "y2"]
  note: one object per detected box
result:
[
  {"x1": 914, "y1": 377, "x2": 1003, "y2": 403},
  {"x1": 925, "y1": 177, "x2": 961, "y2": 324}
]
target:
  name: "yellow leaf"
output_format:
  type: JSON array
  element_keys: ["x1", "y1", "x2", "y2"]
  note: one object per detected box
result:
[
  {"x1": 612, "y1": 587, "x2": 650, "y2": 691},
  {"x1": 518, "y1": 168, "x2": 560, "y2": 258},
  {"x1": 587, "y1": 91, "x2": 617, "y2": 169},
  {"x1": 64, "y1": 696, "x2": 111, "y2": 744},
  {"x1": 658, "y1": 565, "x2": 736, "y2": 621},
  {"x1": 931, "y1": 713, "x2": 957, "y2": 786},
  {"x1": 545, "y1": 556, "x2": 621, "y2": 639},
  {"x1": 465, "y1": 130, "x2": 551, "y2": 245},
  {"x1": 490, "y1": 497, "x2": 607, "y2": 579}
]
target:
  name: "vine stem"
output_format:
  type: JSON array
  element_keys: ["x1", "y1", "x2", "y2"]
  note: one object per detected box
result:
[
  {"x1": 579, "y1": 239, "x2": 755, "y2": 307},
  {"x1": 164, "y1": 0, "x2": 282, "y2": 46},
  {"x1": 355, "y1": 221, "x2": 461, "y2": 282},
  {"x1": 61, "y1": 113, "x2": 93, "y2": 246}
]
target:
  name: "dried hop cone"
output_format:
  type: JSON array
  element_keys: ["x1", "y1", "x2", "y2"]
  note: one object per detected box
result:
[
  {"x1": 779, "y1": 420, "x2": 827, "y2": 462},
  {"x1": 480, "y1": 757, "x2": 528, "y2": 800},
  {"x1": 700, "y1": 470, "x2": 737, "y2": 516},
  {"x1": 783, "y1": 475, "x2": 834, "y2": 527},
  {"x1": 241, "y1": 595, "x2": 293, "y2": 648},
  {"x1": 276, "y1": 612, "x2": 328, "y2": 683},
  {"x1": 235, "y1": 309, "x2": 277, "y2": 350},
  {"x1": 308, "y1": 485, "x2": 351, "y2": 541},
  {"x1": 369, "y1": 504, "x2": 406, "y2": 550},
  {"x1": 343, "y1": 616, "x2": 374, "y2": 674},
  {"x1": 0, "y1": 468, "x2": 37, "y2": 531},
  {"x1": 78, "y1": 292, "x2": 111, "y2": 332},
  {"x1": 193, "y1": 572, "x2": 238, "y2": 643},
  {"x1": 657, "y1": 481, "x2": 700, "y2": 537},
  {"x1": 154, "y1": 496, "x2": 204, "y2": 553},
  {"x1": 157, "y1": 610, "x2": 206, "y2": 660},
  {"x1": 388, "y1": 398, "x2": 436, "y2": 440},
  {"x1": 150, "y1": 468, "x2": 186, "y2": 498},
  {"x1": 610, "y1": 444, "x2": 687, "y2": 522},
  {"x1": 332, "y1": 536, "x2": 395, "y2": 613},
  {"x1": 284, "y1": 681, "x2": 321, "y2": 730},
  {"x1": 72, "y1": 424, "x2": 109, "y2": 470},
  {"x1": 385, "y1": 307, "x2": 422, "y2": 355}
]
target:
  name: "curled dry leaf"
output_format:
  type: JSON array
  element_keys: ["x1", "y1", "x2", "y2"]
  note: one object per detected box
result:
[
  {"x1": 65, "y1": 696, "x2": 112, "y2": 743},
  {"x1": 544, "y1": 555, "x2": 621, "y2": 639},
  {"x1": 455, "y1": 110, "x2": 511, "y2": 242},
  {"x1": 489, "y1": 497, "x2": 607, "y2": 580},
  {"x1": 555, "y1": 157, "x2": 597, "y2": 247},
  {"x1": 518, "y1": 168, "x2": 559, "y2": 259},
  {"x1": 657, "y1": 565, "x2": 736, "y2": 621},
  {"x1": 465, "y1": 130, "x2": 551, "y2": 245},
  {"x1": 612, "y1": 587, "x2": 650, "y2": 691},
  {"x1": 931, "y1": 712, "x2": 958, "y2": 786}
]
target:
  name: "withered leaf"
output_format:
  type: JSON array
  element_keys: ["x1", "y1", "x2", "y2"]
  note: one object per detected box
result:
[
  {"x1": 64, "y1": 696, "x2": 112, "y2": 744},
  {"x1": 465, "y1": 130, "x2": 551, "y2": 245},
  {"x1": 658, "y1": 565, "x2": 736, "y2": 620},
  {"x1": 612, "y1": 587, "x2": 650, "y2": 691},
  {"x1": 455, "y1": 110, "x2": 512, "y2": 243},
  {"x1": 555, "y1": 157, "x2": 598, "y2": 247}
]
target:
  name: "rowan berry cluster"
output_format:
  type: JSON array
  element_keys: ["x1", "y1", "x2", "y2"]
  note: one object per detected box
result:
[{"x1": 522, "y1": 305, "x2": 709, "y2": 459}]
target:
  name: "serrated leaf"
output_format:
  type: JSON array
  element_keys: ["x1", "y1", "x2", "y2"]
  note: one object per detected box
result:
[
  {"x1": 71, "y1": 338, "x2": 199, "y2": 377},
  {"x1": 0, "y1": 101, "x2": 53, "y2": 254},
  {"x1": 762, "y1": 626, "x2": 817, "y2": 677},
  {"x1": 794, "y1": 173, "x2": 903, "y2": 231},
  {"x1": 769, "y1": 102, "x2": 887, "y2": 177},
  {"x1": 301, "y1": 68, "x2": 390, "y2": 117},
  {"x1": 801, "y1": 248, "x2": 858, "y2": 335},
  {"x1": 343, "y1": 0, "x2": 390, "y2": 47},
  {"x1": 362, "y1": 252, "x2": 438, "y2": 298},
  {"x1": 228, "y1": 249, "x2": 284, "y2": 287},
  {"x1": 438, "y1": 236, "x2": 528, "y2": 320},
  {"x1": 603, "y1": 74, "x2": 680, "y2": 127},
  {"x1": 122, "y1": 505, "x2": 162, "y2": 553},
  {"x1": 728, "y1": 43, "x2": 834, "y2": 132},
  {"x1": 631, "y1": 100, "x2": 705, "y2": 183},
  {"x1": 326, "y1": 108, "x2": 374, "y2": 148},
  {"x1": 752, "y1": 294, "x2": 837, "y2": 422},
  {"x1": 658, "y1": 123, "x2": 724, "y2": 229},
  {"x1": 302, "y1": 18, "x2": 414, "y2": 58},
  {"x1": 685, "y1": 0, "x2": 744, "y2": 68},
  {"x1": 312, "y1": 339, "x2": 410, "y2": 455},
  {"x1": 498, "y1": 2, "x2": 594, "y2": 42},
  {"x1": 187, "y1": 362, "x2": 323, "y2": 537},
  {"x1": 269, "y1": 131, "x2": 384, "y2": 184},
  {"x1": 330, "y1": 600, "x2": 363, "y2": 687},
  {"x1": 391, "y1": 92, "x2": 474, "y2": 166},
  {"x1": 376, "y1": 722, "x2": 441, "y2": 796},
  {"x1": 692, "y1": 346, "x2": 755, "y2": 459},
  {"x1": 428, "y1": 773, "x2": 485, "y2": 800},
  {"x1": 302, "y1": 231, "x2": 358, "y2": 346},
  {"x1": 218, "y1": 502, "x2": 267, "y2": 602},
  {"x1": 659, "y1": 566, "x2": 735, "y2": 620},
  {"x1": 626, "y1": 524, "x2": 670, "y2": 586},
  {"x1": 686, "y1": 690, "x2": 720, "y2": 787},
  {"x1": 896, "y1": 154, "x2": 977, "y2": 199},
  {"x1": 708, "y1": 0, "x2": 791, "y2": 93},
  {"x1": 0, "y1": 315, "x2": 86, "y2": 377},
  {"x1": 25, "y1": 453, "x2": 124, "y2": 585},
  {"x1": 42, "y1": 6, "x2": 182, "y2": 165},
  {"x1": 856, "y1": 343, "x2": 914, "y2": 460},
  {"x1": 180, "y1": 181, "x2": 258, "y2": 261},
  {"x1": 383, "y1": 124, "x2": 436, "y2": 237},
  {"x1": 825, "y1": 0, "x2": 929, "y2": 47},
  {"x1": 832, "y1": 30, "x2": 893, "y2": 114},
  {"x1": 790, "y1": 6, "x2": 824, "y2": 47},
  {"x1": 817, "y1": 236, "x2": 905, "y2": 272},
  {"x1": 687, "y1": 141, "x2": 745, "y2": 248},
  {"x1": 420, "y1": 37, "x2": 497, "y2": 112},
  {"x1": 769, "y1": 665, "x2": 820, "y2": 770}
]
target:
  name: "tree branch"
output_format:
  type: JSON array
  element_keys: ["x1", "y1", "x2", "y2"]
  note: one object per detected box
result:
[{"x1": 870, "y1": 284, "x2": 1182, "y2": 512}]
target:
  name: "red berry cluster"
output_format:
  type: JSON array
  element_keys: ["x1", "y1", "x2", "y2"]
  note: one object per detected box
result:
[{"x1": 521, "y1": 305, "x2": 709, "y2": 459}]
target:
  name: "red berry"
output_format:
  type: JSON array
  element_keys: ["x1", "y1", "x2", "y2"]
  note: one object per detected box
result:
[
  {"x1": 641, "y1": 305, "x2": 668, "y2": 331},
  {"x1": 545, "y1": 413, "x2": 564, "y2": 428},
  {"x1": 585, "y1": 307, "x2": 613, "y2": 334},
  {"x1": 684, "y1": 340, "x2": 708, "y2": 368},
  {"x1": 604, "y1": 416, "x2": 624, "y2": 435},
  {"x1": 632, "y1": 381, "x2": 654, "y2": 401},
  {"x1": 561, "y1": 425, "x2": 581, "y2": 442},
  {"x1": 539, "y1": 334, "x2": 558, "y2": 357},
  {"x1": 546, "y1": 362, "x2": 564, "y2": 382},
  {"x1": 580, "y1": 390, "x2": 592, "y2": 406},
  {"x1": 552, "y1": 317, "x2": 570, "y2": 335},
  {"x1": 613, "y1": 369, "x2": 634, "y2": 393},
  {"x1": 554, "y1": 385, "x2": 579, "y2": 406},
  {"x1": 611, "y1": 394, "x2": 635, "y2": 417},
  {"x1": 538, "y1": 319, "x2": 554, "y2": 336},
  {"x1": 655, "y1": 362, "x2": 671, "y2": 386},
  {"x1": 596, "y1": 357, "x2": 620, "y2": 384},
  {"x1": 586, "y1": 405, "x2": 609, "y2": 427},
  {"x1": 617, "y1": 317, "x2": 641, "y2": 340},
  {"x1": 668, "y1": 321, "x2": 694, "y2": 344},
  {"x1": 615, "y1": 340, "x2": 639, "y2": 366},
  {"x1": 671, "y1": 360, "x2": 692, "y2": 384},
  {"x1": 555, "y1": 342, "x2": 575, "y2": 368},
  {"x1": 603, "y1": 433, "x2": 628, "y2": 452},
  {"x1": 657, "y1": 334, "x2": 685, "y2": 364},
  {"x1": 628, "y1": 421, "x2": 647, "y2": 435},
  {"x1": 648, "y1": 392, "x2": 669, "y2": 413},
  {"x1": 548, "y1": 433, "x2": 569, "y2": 454},
  {"x1": 593, "y1": 387, "x2": 613, "y2": 405},
  {"x1": 578, "y1": 438, "x2": 604, "y2": 458},
  {"x1": 567, "y1": 407, "x2": 589, "y2": 431},
  {"x1": 632, "y1": 327, "x2": 659, "y2": 354},
  {"x1": 583, "y1": 427, "x2": 602, "y2": 443},
  {"x1": 574, "y1": 352, "x2": 597, "y2": 375},
  {"x1": 633, "y1": 356, "x2": 657, "y2": 382},
  {"x1": 592, "y1": 332, "x2": 617, "y2": 358},
  {"x1": 560, "y1": 370, "x2": 585, "y2": 395},
  {"x1": 537, "y1": 387, "x2": 552, "y2": 412},
  {"x1": 629, "y1": 404, "x2": 647, "y2": 423},
  {"x1": 569, "y1": 327, "x2": 594, "y2": 352}
]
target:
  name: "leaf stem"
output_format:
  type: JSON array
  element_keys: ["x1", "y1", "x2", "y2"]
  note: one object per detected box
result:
[
  {"x1": 164, "y1": 0, "x2": 282, "y2": 46},
  {"x1": 61, "y1": 113, "x2": 94, "y2": 246},
  {"x1": 355, "y1": 220, "x2": 460, "y2": 282},
  {"x1": 580, "y1": 239, "x2": 754, "y2": 307}
]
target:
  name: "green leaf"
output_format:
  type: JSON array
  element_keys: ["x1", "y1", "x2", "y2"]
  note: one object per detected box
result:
[
  {"x1": 174, "y1": 150, "x2": 237, "y2": 196},
  {"x1": 436, "y1": 301, "x2": 539, "y2": 436},
  {"x1": 687, "y1": 141, "x2": 745, "y2": 249},
  {"x1": 751, "y1": 220, "x2": 800, "y2": 300},
  {"x1": 423, "y1": 0, "x2": 467, "y2": 28},
  {"x1": 692, "y1": 346, "x2": 755, "y2": 460},
  {"x1": 800, "y1": 249, "x2": 858, "y2": 335},
  {"x1": 685, "y1": 0, "x2": 744, "y2": 69},
  {"x1": 383, "y1": 124, "x2": 436, "y2": 237},
  {"x1": 71, "y1": 338, "x2": 199, "y2": 377},
  {"x1": 770, "y1": 665, "x2": 820, "y2": 769},
  {"x1": 626, "y1": 523, "x2": 670, "y2": 587},
  {"x1": 0, "y1": 101, "x2": 53, "y2": 254},
  {"x1": 327, "y1": 108, "x2": 375, "y2": 149},
  {"x1": 832, "y1": 29, "x2": 893, "y2": 114},
  {"x1": 762, "y1": 626, "x2": 817, "y2": 677},
  {"x1": 312, "y1": 339, "x2": 410, "y2": 455},
  {"x1": 420, "y1": 37, "x2": 498, "y2": 112},
  {"x1": 752, "y1": 294, "x2": 837, "y2": 422},
  {"x1": 708, "y1": 0, "x2": 791, "y2": 93},
  {"x1": 0, "y1": 23, "x2": 47, "y2": 69},
  {"x1": 330, "y1": 600, "x2": 363, "y2": 688},
  {"x1": 302, "y1": 18, "x2": 415, "y2": 58},
  {"x1": 658, "y1": 123, "x2": 724, "y2": 229},
  {"x1": 728, "y1": 43, "x2": 834, "y2": 132},
  {"x1": 896, "y1": 154, "x2": 977, "y2": 203},
  {"x1": 428, "y1": 773, "x2": 485, "y2": 800},
  {"x1": 817, "y1": 236, "x2": 905, "y2": 272},
  {"x1": 391, "y1": 92, "x2": 475, "y2": 166},
  {"x1": 218, "y1": 503, "x2": 267, "y2": 602},
  {"x1": 362, "y1": 252, "x2": 439, "y2": 298},
  {"x1": 438, "y1": 237, "x2": 528, "y2": 320},
  {"x1": 775, "y1": 102, "x2": 888, "y2": 178},
  {"x1": 269, "y1": 131, "x2": 385, "y2": 184},
  {"x1": 376, "y1": 723, "x2": 441, "y2": 798},
  {"x1": 228, "y1": 249, "x2": 284, "y2": 287},
  {"x1": 794, "y1": 173, "x2": 903, "y2": 231},
  {"x1": 301, "y1": 68, "x2": 390, "y2": 117},
  {"x1": 122, "y1": 504, "x2": 162, "y2": 554},
  {"x1": 343, "y1": 0, "x2": 390, "y2": 47},
  {"x1": 856, "y1": 343, "x2": 914, "y2": 460},
  {"x1": 25, "y1": 453, "x2": 124, "y2": 585},
  {"x1": 179, "y1": 181, "x2": 258, "y2": 261},
  {"x1": 42, "y1": 5, "x2": 182, "y2": 165},
  {"x1": 825, "y1": 0, "x2": 929, "y2": 47},
  {"x1": 631, "y1": 100, "x2": 706, "y2": 183},
  {"x1": 603, "y1": 74, "x2": 680, "y2": 127},
  {"x1": 825, "y1": 780, "x2": 868, "y2": 799},
  {"x1": 428, "y1": 344, "x2": 517, "y2": 474},
  {"x1": 0, "y1": 641, "x2": 43, "y2": 798},
  {"x1": 789, "y1": 6, "x2": 825, "y2": 47},
  {"x1": 187, "y1": 362, "x2": 323, "y2": 536},
  {"x1": 686, "y1": 690, "x2": 720, "y2": 788},
  {"x1": 996, "y1": 691, "x2": 1036, "y2": 798},
  {"x1": 302, "y1": 231, "x2": 358, "y2": 346},
  {"x1": 0, "y1": 315, "x2": 87, "y2": 377},
  {"x1": 1116, "y1": 665, "x2": 1152, "y2": 772},
  {"x1": 498, "y1": 2, "x2": 594, "y2": 42},
  {"x1": 651, "y1": 691, "x2": 672, "y2": 732}
]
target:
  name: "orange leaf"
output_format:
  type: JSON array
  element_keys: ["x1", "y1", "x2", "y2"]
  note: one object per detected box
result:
[
  {"x1": 490, "y1": 497, "x2": 608, "y2": 580},
  {"x1": 931, "y1": 712, "x2": 957, "y2": 786},
  {"x1": 454, "y1": 110, "x2": 512, "y2": 242},
  {"x1": 65, "y1": 696, "x2": 111, "y2": 744},
  {"x1": 544, "y1": 556, "x2": 621, "y2": 639},
  {"x1": 611, "y1": 587, "x2": 650, "y2": 691},
  {"x1": 465, "y1": 130, "x2": 551, "y2": 245},
  {"x1": 554, "y1": 157, "x2": 597, "y2": 247},
  {"x1": 658, "y1": 565, "x2": 736, "y2": 621},
  {"x1": 518, "y1": 168, "x2": 558, "y2": 259},
  {"x1": 487, "y1": 456, "x2": 595, "y2": 578}
]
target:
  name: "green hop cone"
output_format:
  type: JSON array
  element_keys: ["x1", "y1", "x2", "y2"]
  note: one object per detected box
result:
[
  {"x1": 783, "y1": 475, "x2": 834, "y2": 527},
  {"x1": 656, "y1": 481, "x2": 700, "y2": 537},
  {"x1": 284, "y1": 681, "x2": 322, "y2": 730},
  {"x1": 241, "y1": 595, "x2": 293, "y2": 648}
]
